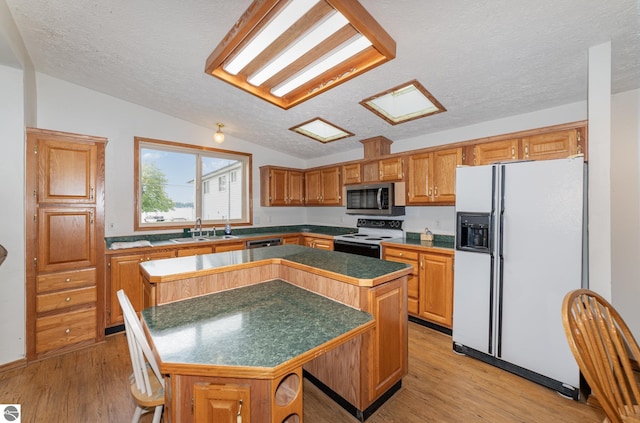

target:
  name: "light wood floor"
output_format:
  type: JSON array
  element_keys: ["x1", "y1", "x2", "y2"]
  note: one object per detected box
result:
[{"x1": 0, "y1": 322, "x2": 604, "y2": 422}]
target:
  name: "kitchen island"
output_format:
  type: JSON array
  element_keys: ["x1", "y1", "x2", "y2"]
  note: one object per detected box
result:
[{"x1": 139, "y1": 245, "x2": 412, "y2": 422}]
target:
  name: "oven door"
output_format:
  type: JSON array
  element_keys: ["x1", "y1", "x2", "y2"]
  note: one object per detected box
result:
[{"x1": 334, "y1": 240, "x2": 381, "y2": 258}]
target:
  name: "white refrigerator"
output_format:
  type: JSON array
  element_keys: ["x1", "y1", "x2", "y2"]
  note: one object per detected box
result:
[{"x1": 452, "y1": 157, "x2": 585, "y2": 399}]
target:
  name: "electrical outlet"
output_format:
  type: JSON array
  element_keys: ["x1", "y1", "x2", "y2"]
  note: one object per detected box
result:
[
  {"x1": 435, "y1": 220, "x2": 441, "y2": 228},
  {"x1": 108, "y1": 222, "x2": 115, "y2": 230}
]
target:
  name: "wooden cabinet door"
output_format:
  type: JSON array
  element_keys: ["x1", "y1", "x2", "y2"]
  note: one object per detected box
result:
[
  {"x1": 407, "y1": 152, "x2": 432, "y2": 204},
  {"x1": 108, "y1": 250, "x2": 175, "y2": 326},
  {"x1": 379, "y1": 157, "x2": 403, "y2": 181},
  {"x1": 287, "y1": 170, "x2": 305, "y2": 205},
  {"x1": 193, "y1": 383, "x2": 250, "y2": 423},
  {"x1": 474, "y1": 139, "x2": 519, "y2": 165},
  {"x1": 215, "y1": 242, "x2": 244, "y2": 252},
  {"x1": 176, "y1": 246, "x2": 214, "y2": 256},
  {"x1": 37, "y1": 207, "x2": 96, "y2": 272},
  {"x1": 303, "y1": 237, "x2": 333, "y2": 250},
  {"x1": 361, "y1": 161, "x2": 379, "y2": 183},
  {"x1": 419, "y1": 253, "x2": 454, "y2": 328},
  {"x1": 368, "y1": 278, "x2": 407, "y2": 401},
  {"x1": 522, "y1": 129, "x2": 578, "y2": 161},
  {"x1": 304, "y1": 169, "x2": 321, "y2": 205},
  {"x1": 268, "y1": 168, "x2": 288, "y2": 206},
  {"x1": 37, "y1": 138, "x2": 98, "y2": 204},
  {"x1": 342, "y1": 163, "x2": 362, "y2": 185},
  {"x1": 432, "y1": 148, "x2": 462, "y2": 203},
  {"x1": 320, "y1": 167, "x2": 341, "y2": 205}
]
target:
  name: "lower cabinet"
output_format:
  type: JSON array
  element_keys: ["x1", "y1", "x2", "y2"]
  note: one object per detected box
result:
[
  {"x1": 282, "y1": 235, "x2": 301, "y2": 245},
  {"x1": 107, "y1": 249, "x2": 176, "y2": 327},
  {"x1": 419, "y1": 252, "x2": 454, "y2": 328},
  {"x1": 303, "y1": 236, "x2": 333, "y2": 250},
  {"x1": 383, "y1": 245, "x2": 454, "y2": 329},
  {"x1": 214, "y1": 242, "x2": 245, "y2": 252},
  {"x1": 193, "y1": 383, "x2": 250, "y2": 423}
]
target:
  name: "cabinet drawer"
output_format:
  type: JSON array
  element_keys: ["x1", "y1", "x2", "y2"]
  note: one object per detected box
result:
[
  {"x1": 384, "y1": 247, "x2": 419, "y2": 262},
  {"x1": 36, "y1": 286, "x2": 96, "y2": 313},
  {"x1": 37, "y1": 268, "x2": 96, "y2": 293},
  {"x1": 36, "y1": 308, "x2": 96, "y2": 353}
]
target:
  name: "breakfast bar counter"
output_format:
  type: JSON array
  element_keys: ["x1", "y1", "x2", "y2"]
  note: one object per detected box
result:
[{"x1": 139, "y1": 245, "x2": 411, "y2": 422}]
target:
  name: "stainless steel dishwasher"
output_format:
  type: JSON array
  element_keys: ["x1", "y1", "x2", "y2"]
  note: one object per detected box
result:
[{"x1": 245, "y1": 237, "x2": 282, "y2": 249}]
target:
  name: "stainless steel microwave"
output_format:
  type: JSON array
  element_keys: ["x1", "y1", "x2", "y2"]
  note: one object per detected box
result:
[{"x1": 345, "y1": 183, "x2": 405, "y2": 216}]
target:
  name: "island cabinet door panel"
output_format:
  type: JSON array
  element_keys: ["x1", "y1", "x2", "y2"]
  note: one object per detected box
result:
[
  {"x1": 37, "y1": 138, "x2": 98, "y2": 204},
  {"x1": 193, "y1": 384, "x2": 250, "y2": 423},
  {"x1": 37, "y1": 207, "x2": 96, "y2": 272},
  {"x1": 366, "y1": 278, "x2": 408, "y2": 402}
]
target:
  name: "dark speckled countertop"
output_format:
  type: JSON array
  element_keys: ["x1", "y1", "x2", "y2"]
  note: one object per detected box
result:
[
  {"x1": 140, "y1": 244, "x2": 412, "y2": 284},
  {"x1": 141, "y1": 279, "x2": 374, "y2": 371}
]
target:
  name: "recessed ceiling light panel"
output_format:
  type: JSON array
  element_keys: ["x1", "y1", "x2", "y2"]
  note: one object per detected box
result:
[
  {"x1": 290, "y1": 117, "x2": 354, "y2": 143},
  {"x1": 360, "y1": 80, "x2": 446, "y2": 125},
  {"x1": 205, "y1": 0, "x2": 396, "y2": 109}
]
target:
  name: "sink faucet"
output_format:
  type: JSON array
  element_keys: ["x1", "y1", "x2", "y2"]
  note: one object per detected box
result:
[{"x1": 194, "y1": 217, "x2": 202, "y2": 237}]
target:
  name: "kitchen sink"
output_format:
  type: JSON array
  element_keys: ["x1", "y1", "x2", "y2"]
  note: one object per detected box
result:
[
  {"x1": 170, "y1": 237, "x2": 208, "y2": 243},
  {"x1": 170, "y1": 235, "x2": 238, "y2": 243}
]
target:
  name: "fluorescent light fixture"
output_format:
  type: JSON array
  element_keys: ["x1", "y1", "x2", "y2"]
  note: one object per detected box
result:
[
  {"x1": 248, "y1": 11, "x2": 349, "y2": 86},
  {"x1": 224, "y1": 0, "x2": 320, "y2": 75},
  {"x1": 272, "y1": 35, "x2": 371, "y2": 97},
  {"x1": 360, "y1": 80, "x2": 446, "y2": 125},
  {"x1": 205, "y1": 0, "x2": 396, "y2": 109},
  {"x1": 290, "y1": 117, "x2": 354, "y2": 143}
]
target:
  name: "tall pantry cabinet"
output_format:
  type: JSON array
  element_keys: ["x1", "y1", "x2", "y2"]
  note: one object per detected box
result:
[{"x1": 25, "y1": 128, "x2": 106, "y2": 361}]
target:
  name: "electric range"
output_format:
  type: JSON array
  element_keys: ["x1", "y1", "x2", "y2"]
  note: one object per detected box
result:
[{"x1": 334, "y1": 218, "x2": 404, "y2": 258}]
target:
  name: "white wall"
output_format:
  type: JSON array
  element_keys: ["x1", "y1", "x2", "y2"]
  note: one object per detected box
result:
[
  {"x1": 0, "y1": 64, "x2": 26, "y2": 364},
  {"x1": 611, "y1": 88, "x2": 640, "y2": 337},
  {"x1": 35, "y1": 74, "x2": 307, "y2": 237}
]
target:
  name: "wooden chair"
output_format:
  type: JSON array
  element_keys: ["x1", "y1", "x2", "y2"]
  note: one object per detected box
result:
[
  {"x1": 562, "y1": 289, "x2": 640, "y2": 423},
  {"x1": 117, "y1": 289, "x2": 165, "y2": 423}
]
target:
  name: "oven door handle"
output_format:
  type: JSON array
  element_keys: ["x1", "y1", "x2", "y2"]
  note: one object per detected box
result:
[
  {"x1": 334, "y1": 240, "x2": 380, "y2": 250},
  {"x1": 376, "y1": 188, "x2": 382, "y2": 209}
]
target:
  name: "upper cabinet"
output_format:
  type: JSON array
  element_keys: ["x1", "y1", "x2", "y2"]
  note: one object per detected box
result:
[
  {"x1": 407, "y1": 148, "x2": 462, "y2": 205},
  {"x1": 379, "y1": 157, "x2": 404, "y2": 181},
  {"x1": 260, "y1": 166, "x2": 304, "y2": 207},
  {"x1": 342, "y1": 163, "x2": 362, "y2": 185},
  {"x1": 522, "y1": 129, "x2": 582, "y2": 161},
  {"x1": 305, "y1": 166, "x2": 341, "y2": 206},
  {"x1": 473, "y1": 139, "x2": 519, "y2": 165},
  {"x1": 37, "y1": 138, "x2": 99, "y2": 204}
]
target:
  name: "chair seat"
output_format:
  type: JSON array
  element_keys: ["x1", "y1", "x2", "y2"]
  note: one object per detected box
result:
[{"x1": 130, "y1": 361, "x2": 164, "y2": 408}]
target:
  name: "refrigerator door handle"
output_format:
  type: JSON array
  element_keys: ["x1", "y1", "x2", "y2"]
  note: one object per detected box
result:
[{"x1": 496, "y1": 165, "x2": 506, "y2": 358}]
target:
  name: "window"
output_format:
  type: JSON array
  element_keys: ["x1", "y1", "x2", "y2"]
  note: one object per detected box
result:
[{"x1": 134, "y1": 137, "x2": 252, "y2": 230}]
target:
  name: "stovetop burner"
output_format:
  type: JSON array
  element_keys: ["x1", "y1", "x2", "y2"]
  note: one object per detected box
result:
[{"x1": 334, "y1": 218, "x2": 404, "y2": 246}]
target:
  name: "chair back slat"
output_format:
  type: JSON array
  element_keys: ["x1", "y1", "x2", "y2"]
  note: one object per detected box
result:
[
  {"x1": 117, "y1": 289, "x2": 164, "y2": 398},
  {"x1": 562, "y1": 289, "x2": 640, "y2": 423}
]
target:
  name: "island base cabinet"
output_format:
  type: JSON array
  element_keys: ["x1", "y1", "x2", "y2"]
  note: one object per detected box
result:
[
  {"x1": 168, "y1": 370, "x2": 303, "y2": 423},
  {"x1": 303, "y1": 276, "x2": 407, "y2": 411},
  {"x1": 193, "y1": 383, "x2": 251, "y2": 423}
]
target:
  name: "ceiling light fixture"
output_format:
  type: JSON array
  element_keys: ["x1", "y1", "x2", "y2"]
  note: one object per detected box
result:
[
  {"x1": 360, "y1": 80, "x2": 446, "y2": 125},
  {"x1": 213, "y1": 123, "x2": 225, "y2": 144},
  {"x1": 205, "y1": 0, "x2": 396, "y2": 109},
  {"x1": 290, "y1": 117, "x2": 353, "y2": 143}
]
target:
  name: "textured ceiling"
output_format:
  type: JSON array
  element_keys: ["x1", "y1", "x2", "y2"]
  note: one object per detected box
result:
[{"x1": 4, "y1": 0, "x2": 639, "y2": 159}]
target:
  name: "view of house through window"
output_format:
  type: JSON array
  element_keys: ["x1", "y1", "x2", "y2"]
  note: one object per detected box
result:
[{"x1": 135, "y1": 137, "x2": 252, "y2": 230}]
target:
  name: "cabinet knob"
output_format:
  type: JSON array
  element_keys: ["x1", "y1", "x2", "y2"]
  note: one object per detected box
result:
[
  {"x1": 65, "y1": 328, "x2": 71, "y2": 334},
  {"x1": 65, "y1": 278, "x2": 71, "y2": 282},
  {"x1": 65, "y1": 297, "x2": 71, "y2": 302},
  {"x1": 399, "y1": 252, "x2": 403, "y2": 256}
]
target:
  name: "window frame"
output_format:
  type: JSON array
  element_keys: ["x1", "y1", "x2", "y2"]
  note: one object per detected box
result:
[{"x1": 134, "y1": 136, "x2": 253, "y2": 231}]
